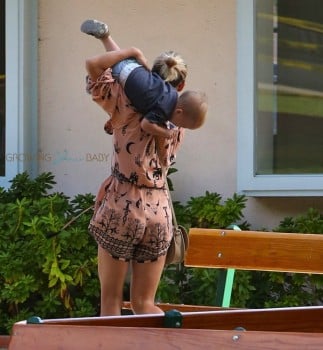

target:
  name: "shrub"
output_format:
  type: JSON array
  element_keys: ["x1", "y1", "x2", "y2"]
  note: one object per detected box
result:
[
  {"x1": 1, "y1": 172, "x2": 322, "y2": 334},
  {"x1": 0, "y1": 172, "x2": 99, "y2": 334},
  {"x1": 247, "y1": 208, "x2": 323, "y2": 308}
]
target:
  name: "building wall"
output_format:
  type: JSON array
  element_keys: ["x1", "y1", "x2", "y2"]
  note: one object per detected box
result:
[{"x1": 38, "y1": 0, "x2": 323, "y2": 230}]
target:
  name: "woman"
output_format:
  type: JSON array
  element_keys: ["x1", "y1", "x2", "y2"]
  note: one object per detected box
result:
[{"x1": 81, "y1": 19, "x2": 206, "y2": 316}]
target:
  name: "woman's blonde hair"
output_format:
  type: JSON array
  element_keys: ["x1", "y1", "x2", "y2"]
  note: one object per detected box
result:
[{"x1": 152, "y1": 51, "x2": 187, "y2": 88}]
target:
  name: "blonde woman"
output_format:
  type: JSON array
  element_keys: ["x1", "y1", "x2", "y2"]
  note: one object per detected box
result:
[{"x1": 81, "y1": 19, "x2": 207, "y2": 316}]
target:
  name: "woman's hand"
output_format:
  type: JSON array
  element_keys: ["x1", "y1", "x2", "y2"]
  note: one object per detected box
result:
[{"x1": 130, "y1": 47, "x2": 150, "y2": 70}]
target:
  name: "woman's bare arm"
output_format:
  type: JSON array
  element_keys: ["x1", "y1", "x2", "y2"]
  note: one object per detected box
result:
[{"x1": 85, "y1": 47, "x2": 149, "y2": 81}]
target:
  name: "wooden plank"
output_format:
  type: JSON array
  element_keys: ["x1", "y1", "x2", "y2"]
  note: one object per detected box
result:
[
  {"x1": 28, "y1": 306, "x2": 323, "y2": 332},
  {"x1": 185, "y1": 229, "x2": 323, "y2": 273},
  {"x1": 8, "y1": 324, "x2": 323, "y2": 350},
  {"x1": 122, "y1": 301, "x2": 226, "y2": 313},
  {"x1": 0, "y1": 335, "x2": 10, "y2": 349}
]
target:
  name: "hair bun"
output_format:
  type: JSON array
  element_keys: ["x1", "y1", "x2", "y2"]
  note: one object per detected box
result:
[
  {"x1": 165, "y1": 57, "x2": 177, "y2": 68},
  {"x1": 151, "y1": 51, "x2": 187, "y2": 88}
]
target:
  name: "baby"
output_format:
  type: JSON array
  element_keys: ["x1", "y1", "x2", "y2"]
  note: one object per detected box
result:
[{"x1": 81, "y1": 19, "x2": 207, "y2": 138}]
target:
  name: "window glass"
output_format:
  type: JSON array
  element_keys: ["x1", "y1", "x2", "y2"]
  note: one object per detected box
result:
[
  {"x1": 255, "y1": 0, "x2": 323, "y2": 175},
  {"x1": 0, "y1": 0, "x2": 5, "y2": 176}
]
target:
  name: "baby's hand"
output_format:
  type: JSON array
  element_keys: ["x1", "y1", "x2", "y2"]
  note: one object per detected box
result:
[
  {"x1": 104, "y1": 119, "x2": 113, "y2": 135},
  {"x1": 166, "y1": 128, "x2": 178, "y2": 139}
]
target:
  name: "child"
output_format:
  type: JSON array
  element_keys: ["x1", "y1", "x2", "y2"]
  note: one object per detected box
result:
[{"x1": 81, "y1": 19, "x2": 207, "y2": 138}]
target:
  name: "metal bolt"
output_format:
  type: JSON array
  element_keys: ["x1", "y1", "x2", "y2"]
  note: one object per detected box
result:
[
  {"x1": 217, "y1": 252, "x2": 222, "y2": 258},
  {"x1": 232, "y1": 334, "x2": 240, "y2": 342}
]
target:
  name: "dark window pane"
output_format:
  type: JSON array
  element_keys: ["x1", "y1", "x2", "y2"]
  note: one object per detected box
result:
[
  {"x1": 0, "y1": 0, "x2": 5, "y2": 176},
  {"x1": 256, "y1": 0, "x2": 323, "y2": 175}
]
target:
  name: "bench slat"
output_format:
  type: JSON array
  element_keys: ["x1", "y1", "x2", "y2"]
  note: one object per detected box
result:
[
  {"x1": 185, "y1": 229, "x2": 323, "y2": 274},
  {"x1": 8, "y1": 324, "x2": 323, "y2": 350},
  {"x1": 19, "y1": 306, "x2": 323, "y2": 332}
]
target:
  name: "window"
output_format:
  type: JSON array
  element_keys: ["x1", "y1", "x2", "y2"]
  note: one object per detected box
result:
[
  {"x1": 1, "y1": 0, "x2": 38, "y2": 187},
  {"x1": 0, "y1": 0, "x2": 5, "y2": 176},
  {"x1": 237, "y1": 0, "x2": 323, "y2": 196}
]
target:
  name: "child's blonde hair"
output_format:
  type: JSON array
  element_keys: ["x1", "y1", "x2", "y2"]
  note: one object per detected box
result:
[{"x1": 152, "y1": 51, "x2": 187, "y2": 88}]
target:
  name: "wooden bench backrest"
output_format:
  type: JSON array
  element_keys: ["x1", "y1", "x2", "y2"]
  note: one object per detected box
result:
[{"x1": 185, "y1": 229, "x2": 323, "y2": 274}]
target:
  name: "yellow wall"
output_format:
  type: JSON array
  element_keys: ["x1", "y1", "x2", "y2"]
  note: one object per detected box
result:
[
  {"x1": 38, "y1": 0, "x2": 323, "y2": 230},
  {"x1": 38, "y1": 1, "x2": 236, "y2": 205}
]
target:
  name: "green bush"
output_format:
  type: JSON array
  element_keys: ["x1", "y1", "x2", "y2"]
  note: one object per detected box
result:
[
  {"x1": 0, "y1": 172, "x2": 99, "y2": 334},
  {"x1": 247, "y1": 209, "x2": 323, "y2": 308},
  {"x1": 1, "y1": 172, "x2": 322, "y2": 334}
]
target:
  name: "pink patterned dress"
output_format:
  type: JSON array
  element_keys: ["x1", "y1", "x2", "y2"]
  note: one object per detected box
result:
[{"x1": 86, "y1": 68, "x2": 184, "y2": 262}]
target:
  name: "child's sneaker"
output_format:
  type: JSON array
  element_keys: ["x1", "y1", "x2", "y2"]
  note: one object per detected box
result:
[{"x1": 80, "y1": 19, "x2": 109, "y2": 39}]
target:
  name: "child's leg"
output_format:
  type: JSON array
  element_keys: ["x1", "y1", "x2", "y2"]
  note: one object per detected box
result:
[
  {"x1": 81, "y1": 19, "x2": 120, "y2": 51},
  {"x1": 100, "y1": 35, "x2": 120, "y2": 52},
  {"x1": 81, "y1": 19, "x2": 125, "y2": 134}
]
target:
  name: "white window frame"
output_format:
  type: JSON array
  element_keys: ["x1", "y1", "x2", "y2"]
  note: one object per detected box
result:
[
  {"x1": 237, "y1": 0, "x2": 323, "y2": 196},
  {"x1": 2, "y1": 0, "x2": 38, "y2": 187}
]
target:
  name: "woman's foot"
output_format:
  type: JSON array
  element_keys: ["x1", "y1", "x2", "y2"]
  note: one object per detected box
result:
[{"x1": 80, "y1": 19, "x2": 109, "y2": 39}]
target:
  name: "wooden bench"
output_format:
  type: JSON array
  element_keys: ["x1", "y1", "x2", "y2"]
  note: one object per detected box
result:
[
  {"x1": 8, "y1": 306, "x2": 323, "y2": 349},
  {"x1": 7, "y1": 228, "x2": 323, "y2": 349},
  {"x1": 185, "y1": 228, "x2": 323, "y2": 307}
]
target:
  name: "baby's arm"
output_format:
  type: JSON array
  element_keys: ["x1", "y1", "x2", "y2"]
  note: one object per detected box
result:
[
  {"x1": 85, "y1": 47, "x2": 148, "y2": 81},
  {"x1": 141, "y1": 118, "x2": 176, "y2": 138}
]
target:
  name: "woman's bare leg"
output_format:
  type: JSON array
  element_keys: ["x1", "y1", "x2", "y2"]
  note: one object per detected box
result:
[
  {"x1": 130, "y1": 256, "x2": 166, "y2": 314},
  {"x1": 98, "y1": 245, "x2": 129, "y2": 315}
]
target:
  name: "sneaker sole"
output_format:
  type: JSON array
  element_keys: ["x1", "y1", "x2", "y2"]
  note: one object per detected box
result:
[{"x1": 80, "y1": 19, "x2": 109, "y2": 39}]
